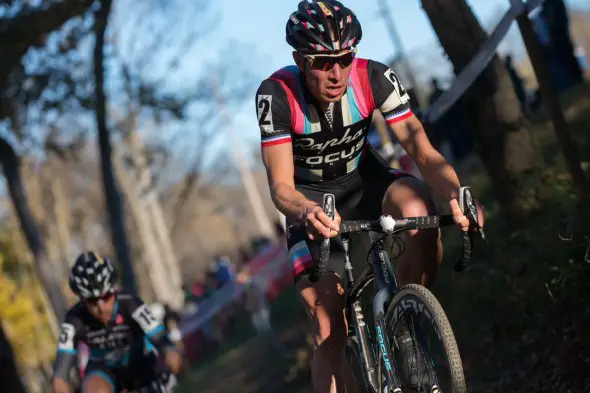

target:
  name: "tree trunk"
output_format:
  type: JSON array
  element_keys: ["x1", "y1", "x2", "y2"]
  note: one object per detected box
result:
[
  {"x1": 542, "y1": 0, "x2": 584, "y2": 86},
  {"x1": 125, "y1": 130, "x2": 184, "y2": 308},
  {"x1": 0, "y1": 138, "x2": 67, "y2": 323},
  {"x1": 50, "y1": 171, "x2": 74, "y2": 275},
  {"x1": 421, "y1": 0, "x2": 543, "y2": 216},
  {"x1": 114, "y1": 155, "x2": 172, "y2": 304},
  {"x1": 0, "y1": 322, "x2": 26, "y2": 393},
  {"x1": 93, "y1": 0, "x2": 137, "y2": 295}
]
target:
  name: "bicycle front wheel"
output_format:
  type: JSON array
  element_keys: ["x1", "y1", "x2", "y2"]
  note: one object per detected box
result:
[{"x1": 385, "y1": 283, "x2": 466, "y2": 393}]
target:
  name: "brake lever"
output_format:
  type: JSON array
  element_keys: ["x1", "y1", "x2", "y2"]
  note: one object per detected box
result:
[
  {"x1": 460, "y1": 186, "x2": 487, "y2": 243},
  {"x1": 454, "y1": 186, "x2": 487, "y2": 272}
]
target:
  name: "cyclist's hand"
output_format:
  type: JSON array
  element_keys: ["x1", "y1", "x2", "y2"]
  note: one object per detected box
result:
[
  {"x1": 449, "y1": 198, "x2": 485, "y2": 232},
  {"x1": 303, "y1": 202, "x2": 341, "y2": 240}
]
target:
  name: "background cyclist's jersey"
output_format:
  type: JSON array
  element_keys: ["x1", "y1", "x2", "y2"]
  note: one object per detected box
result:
[
  {"x1": 52, "y1": 293, "x2": 175, "y2": 381},
  {"x1": 255, "y1": 58, "x2": 412, "y2": 183}
]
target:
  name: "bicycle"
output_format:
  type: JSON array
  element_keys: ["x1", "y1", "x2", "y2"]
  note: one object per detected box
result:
[{"x1": 310, "y1": 186, "x2": 485, "y2": 393}]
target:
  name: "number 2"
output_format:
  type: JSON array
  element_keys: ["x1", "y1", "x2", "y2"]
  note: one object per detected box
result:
[
  {"x1": 257, "y1": 94, "x2": 274, "y2": 127},
  {"x1": 385, "y1": 69, "x2": 408, "y2": 97}
]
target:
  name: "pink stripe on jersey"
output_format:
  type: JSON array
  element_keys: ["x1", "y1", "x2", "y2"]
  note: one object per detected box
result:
[
  {"x1": 270, "y1": 68, "x2": 305, "y2": 134},
  {"x1": 348, "y1": 59, "x2": 370, "y2": 118}
]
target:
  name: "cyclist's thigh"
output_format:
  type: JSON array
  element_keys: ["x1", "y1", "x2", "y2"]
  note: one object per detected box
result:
[
  {"x1": 381, "y1": 175, "x2": 436, "y2": 218},
  {"x1": 357, "y1": 166, "x2": 418, "y2": 219},
  {"x1": 83, "y1": 363, "x2": 117, "y2": 393},
  {"x1": 287, "y1": 204, "x2": 348, "y2": 344}
]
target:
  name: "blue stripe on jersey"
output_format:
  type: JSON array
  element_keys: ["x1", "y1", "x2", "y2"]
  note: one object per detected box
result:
[
  {"x1": 346, "y1": 84, "x2": 363, "y2": 124},
  {"x1": 146, "y1": 324, "x2": 165, "y2": 337},
  {"x1": 297, "y1": 76, "x2": 313, "y2": 135},
  {"x1": 144, "y1": 335, "x2": 156, "y2": 353},
  {"x1": 57, "y1": 348, "x2": 77, "y2": 354}
]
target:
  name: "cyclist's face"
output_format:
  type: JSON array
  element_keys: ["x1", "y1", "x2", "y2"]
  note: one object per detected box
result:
[
  {"x1": 295, "y1": 50, "x2": 355, "y2": 106},
  {"x1": 85, "y1": 292, "x2": 116, "y2": 324}
]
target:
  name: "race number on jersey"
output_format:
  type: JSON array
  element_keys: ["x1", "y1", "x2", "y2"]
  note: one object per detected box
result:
[
  {"x1": 257, "y1": 94, "x2": 274, "y2": 134},
  {"x1": 57, "y1": 323, "x2": 76, "y2": 352},
  {"x1": 383, "y1": 68, "x2": 410, "y2": 104},
  {"x1": 132, "y1": 304, "x2": 160, "y2": 333}
]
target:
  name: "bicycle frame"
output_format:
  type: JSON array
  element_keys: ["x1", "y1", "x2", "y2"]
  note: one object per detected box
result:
[
  {"x1": 343, "y1": 231, "x2": 403, "y2": 393},
  {"x1": 314, "y1": 187, "x2": 483, "y2": 392}
]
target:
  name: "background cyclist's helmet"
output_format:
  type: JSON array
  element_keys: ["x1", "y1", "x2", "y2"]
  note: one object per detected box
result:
[
  {"x1": 286, "y1": 0, "x2": 362, "y2": 53},
  {"x1": 69, "y1": 251, "x2": 118, "y2": 299}
]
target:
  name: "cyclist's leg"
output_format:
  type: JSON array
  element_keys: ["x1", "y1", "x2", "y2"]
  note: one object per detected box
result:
[
  {"x1": 82, "y1": 363, "x2": 117, "y2": 393},
  {"x1": 288, "y1": 224, "x2": 356, "y2": 393},
  {"x1": 380, "y1": 172, "x2": 441, "y2": 287}
]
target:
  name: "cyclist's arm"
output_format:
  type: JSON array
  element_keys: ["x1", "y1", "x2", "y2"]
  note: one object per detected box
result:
[
  {"x1": 130, "y1": 297, "x2": 182, "y2": 375},
  {"x1": 256, "y1": 79, "x2": 316, "y2": 222},
  {"x1": 390, "y1": 114, "x2": 461, "y2": 200},
  {"x1": 52, "y1": 318, "x2": 80, "y2": 393},
  {"x1": 369, "y1": 60, "x2": 461, "y2": 200}
]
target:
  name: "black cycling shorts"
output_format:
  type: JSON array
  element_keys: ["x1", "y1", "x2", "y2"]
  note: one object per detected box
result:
[{"x1": 286, "y1": 153, "x2": 415, "y2": 283}]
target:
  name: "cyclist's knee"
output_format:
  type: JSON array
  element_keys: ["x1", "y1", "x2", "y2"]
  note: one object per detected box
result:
[
  {"x1": 82, "y1": 374, "x2": 114, "y2": 393},
  {"x1": 296, "y1": 273, "x2": 347, "y2": 349},
  {"x1": 383, "y1": 177, "x2": 436, "y2": 235}
]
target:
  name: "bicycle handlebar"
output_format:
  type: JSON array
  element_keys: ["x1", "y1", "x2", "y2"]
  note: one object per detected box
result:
[{"x1": 309, "y1": 187, "x2": 484, "y2": 282}]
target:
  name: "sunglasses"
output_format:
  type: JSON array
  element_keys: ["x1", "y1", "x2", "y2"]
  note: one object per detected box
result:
[
  {"x1": 85, "y1": 292, "x2": 114, "y2": 306},
  {"x1": 300, "y1": 50, "x2": 356, "y2": 71}
]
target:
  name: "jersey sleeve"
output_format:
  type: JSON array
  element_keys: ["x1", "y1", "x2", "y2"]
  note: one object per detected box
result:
[
  {"x1": 129, "y1": 296, "x2": 176, "y2": 356},
  {"x1": 255, "y1": 79, "x2": 293, "y2": 148},
  {"x1": 367, "y1": 60, "x2": 413, "y2": 125},
  {"x1": 52, "y1": 312, "x2": 82, "y2": 382}
]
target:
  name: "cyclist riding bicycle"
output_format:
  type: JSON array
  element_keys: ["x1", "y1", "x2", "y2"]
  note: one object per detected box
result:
[
  {"x1": 52, "y1": 252, "x2": 183, "y2": 393},
  {"x1": 254, "y1": 1, "x2": 484, "y2": 392}
]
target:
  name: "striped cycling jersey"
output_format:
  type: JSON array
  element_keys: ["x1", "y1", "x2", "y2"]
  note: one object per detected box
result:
[{"x1": 255, "y1": 58, "x2": 413, "y2": 183}]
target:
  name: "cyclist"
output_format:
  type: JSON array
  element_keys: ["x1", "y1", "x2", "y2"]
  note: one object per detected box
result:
[
  {"x1": 254, "y1": 1, "x2": 484, "y2": 392},
  {"x1": 52, "y1": 251, "x2": 182, "y2": 393}
]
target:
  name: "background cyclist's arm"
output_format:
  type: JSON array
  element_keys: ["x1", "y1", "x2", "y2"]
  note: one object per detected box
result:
[
  {"x1": 256, "y1": 79, "x2": 316, "y2": 222},
  {"x1": 130, "y1": 297, "x2": 183, "y2": 375},
  {"x1": 369, "y1": 60, "x2": 461, "y2": 200},
  {"x1": 52, "y1": 317, "x2": 81, "y2": 393}
]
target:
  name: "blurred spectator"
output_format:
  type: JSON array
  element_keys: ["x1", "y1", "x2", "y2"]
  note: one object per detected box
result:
[
  {"x1": 239, "y1": 267, "x2": 284, "y2": 352},
  {"x1": 207, "y1": 255, "x2": 236, "y2": 290}
]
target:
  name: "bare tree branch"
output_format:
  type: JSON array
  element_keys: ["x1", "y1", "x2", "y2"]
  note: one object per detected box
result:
[{"x1": 0, "y1": 0, "x2": 94, "y2": 42}]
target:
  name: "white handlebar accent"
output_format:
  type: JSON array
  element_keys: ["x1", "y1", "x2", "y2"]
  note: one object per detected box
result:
[{"x1": 379, "y1": 215, "x2": 396, "y2": 234}]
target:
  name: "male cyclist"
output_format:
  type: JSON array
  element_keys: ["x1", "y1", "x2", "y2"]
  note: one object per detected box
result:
[
  {"x1": 254, "y1": 1, "x2": 484, "y2": 392},
  {"x1": 52, "y1": 252, "x2": 183, "y2": 393}
]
